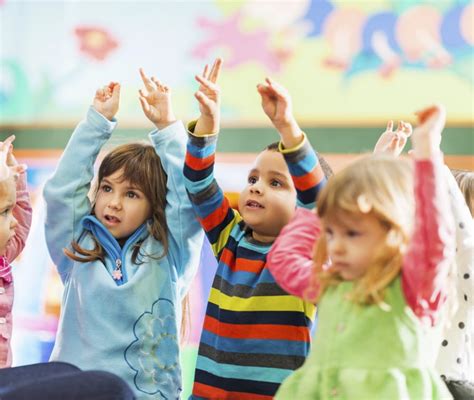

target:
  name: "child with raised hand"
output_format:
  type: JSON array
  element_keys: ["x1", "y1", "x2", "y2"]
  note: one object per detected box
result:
[
  {"x1": 435, "y1": 170, "x2": 474, "y2": 398},
  {"x1": 267, "y1": 105, "x2": 455, "y2": 399},
  {"x1": 43, "y1": 72, "x2": 203, "y2": 399},
  {"x1": 0, "y1": 135, "x2": 32, "y2": 368},
  {"x1": 183, "y1": 58, "x2": 327, "y2": 399}
]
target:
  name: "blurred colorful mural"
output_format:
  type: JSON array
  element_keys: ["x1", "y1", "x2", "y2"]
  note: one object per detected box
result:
[{"x1": 1, "y1": 0, "x2": 473, "y2": 126}]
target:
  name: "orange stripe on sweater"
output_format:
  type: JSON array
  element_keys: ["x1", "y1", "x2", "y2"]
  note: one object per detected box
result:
[
  {"x1": 185, "y1": 152, "x2": 215, "y2": 171},
  {"x1": 291, "y1": 166, "x2": 325, "y2": 191},
  {"x1": 199, "y1": 198, "x2": 231, "y2": 232},
  {"x1": 193, "y1": 382, "x2": 273, "y2": 400},
  {"x1": 203, "y1": 315, "x2": 310, "y2": 342}
]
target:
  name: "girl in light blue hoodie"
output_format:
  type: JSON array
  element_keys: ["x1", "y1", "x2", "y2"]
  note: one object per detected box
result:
[{"x1": 43, "y1": 70, "x2": 203, "y2": 400}]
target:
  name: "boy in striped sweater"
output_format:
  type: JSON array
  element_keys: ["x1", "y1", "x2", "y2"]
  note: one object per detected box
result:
[{"x1": 184, "y1": 59, "x2": 327, "y2": 399}]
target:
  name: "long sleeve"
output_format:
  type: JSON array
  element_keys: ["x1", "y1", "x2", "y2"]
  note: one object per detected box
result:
[
  {"x1": 402, "y1": 157, "x2": 455, "y2": 324},
  {"x1": 148, "y1": 121, "x2": 204, "y2": 288},
  {"x1": 183, "y1": 121, "x2": 241, "y2": 258},
  {"x1": 280, "y1": 134, "x2": 327, "y2": 209},
  {"x1": 5, "y1": 172, "x2": 32, "y2": 262},
  {"x1": 267, "y1": 207, "x2": 321, "y2": 299},
  {"x1": 43, "y1": 107, "x2": 116, "y2": 283}
]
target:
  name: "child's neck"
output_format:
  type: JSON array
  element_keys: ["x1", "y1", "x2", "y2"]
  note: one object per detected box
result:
[{"x1": 251, "y1": 230, "x2": 276, "y2": 244}]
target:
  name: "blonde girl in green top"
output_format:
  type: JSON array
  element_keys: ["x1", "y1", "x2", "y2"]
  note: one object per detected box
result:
[{"x1": 267, "y1": 105, "x2": 456, "y2": 399}]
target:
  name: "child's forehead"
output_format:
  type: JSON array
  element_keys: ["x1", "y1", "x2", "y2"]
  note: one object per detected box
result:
[{"x1": 251, "y1": 149, "x2": 288, "y2": 173}]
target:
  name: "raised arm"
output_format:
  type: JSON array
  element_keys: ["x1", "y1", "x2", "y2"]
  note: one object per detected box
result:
[
  {"x1": 5, "y1": 172, "x2": 32, "y2": 262},
  {"x1": 43, "y1": 83, "x2": 120, "y2": 283},
  {"x1": 138, "y1": 68, "x2": 204, "y2": 283},
  {"x1": 402, "y1": 105, "x2": 455, "y2": 324},
  {"x1": 0, "y1": 136, "x2": 32, "y2": 262},
  {"x1": 183, "y1": 59, "x2": 241, "y2": 258},
  {"x1": 257, "y1": 77, "x2": 327, "y2": 208},
  {"x1": 267, "y1": 207, "x2": 321, "y2": 299}
]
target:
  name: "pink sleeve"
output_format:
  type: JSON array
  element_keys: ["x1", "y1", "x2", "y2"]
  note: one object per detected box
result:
[
  {"x1": 402, "y1": 158, "x2": 455, "y2": 324},
  {"x1": 5, "y1": 172, "x2": 32, "y2": 263},
  {"x1": 267, "y1": 207, "x2": 321, "y2": 299}
]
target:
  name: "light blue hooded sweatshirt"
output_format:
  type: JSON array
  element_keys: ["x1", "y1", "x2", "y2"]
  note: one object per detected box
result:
[{"x1": 43, "y1": 107, "x2": 204, "y2": 399}]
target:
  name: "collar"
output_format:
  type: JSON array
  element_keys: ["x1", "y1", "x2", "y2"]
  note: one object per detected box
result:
[{"x1": 81, "y1": 215, "x2": 148, "y2": 285}]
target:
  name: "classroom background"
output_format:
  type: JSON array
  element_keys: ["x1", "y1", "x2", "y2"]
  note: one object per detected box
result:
[{"x1": 1, "y1": 0, "x2": 473, "y2": 397}]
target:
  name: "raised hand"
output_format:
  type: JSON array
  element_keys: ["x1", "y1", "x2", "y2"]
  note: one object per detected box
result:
[
  {"x1": 257, "y1": 77, "x2": 302, "y2": 148},
  {"x1": 411, "y1": 104, "x2": 446, "y2": 159},
  {"x1": 373, "y1": 120, "x2": 412, "y2": 156},
  {"x1": 93, "y1": 82, "x2": 120, "y2": 121},
  {"x1": 0, "y1": 135, "x2": 26, "y2": 181},
  {"x1": 194, "y1": 58, "x2": 223, "y2": 136},
  {"x1": 138, "y1": 68, "x2": 176, "y2": 130}
]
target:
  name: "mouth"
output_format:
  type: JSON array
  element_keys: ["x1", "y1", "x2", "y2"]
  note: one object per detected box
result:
[
  {"x1": 331, "y1": 261, "x2": 349, "y2": 270},
  {"x1": 245, "y1": 200, "x2": 264, "y2": 209},
  {"x1": 104, "y1": 214, "x2": 121, "y2": 224}
]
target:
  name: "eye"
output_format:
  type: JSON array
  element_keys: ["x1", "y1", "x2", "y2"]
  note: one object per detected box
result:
[
  {"x1": 126, "y1": 191, "x2": 139, "y2": 199},
  {"x1": 0, "y1": 208, "x2": 10, "y2": 216},
  {"x1": 248, "y1": 176, "x2": 257, "y2": 185},
  {"x1": 270, "y1": 179, "x2": 282, "y2": 188},
  {"x1": 324, "y1": 227, "x2": 333, "y2": 237},
  {"x1": 101, "y1": 184, "x2": 112, "y2": 193},
  {"x1": 346, "y1": 230, "x2": 360, "y2": 237}
]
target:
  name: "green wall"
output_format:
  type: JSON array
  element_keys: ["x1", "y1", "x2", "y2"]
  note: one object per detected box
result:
[{"x1": 1, "y1": 126, "x2": 473, "y2": 155}]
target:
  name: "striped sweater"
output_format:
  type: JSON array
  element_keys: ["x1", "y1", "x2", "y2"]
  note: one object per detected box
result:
[{"x1": 184, "y1": 124, "x2": 326, "y2": 399}]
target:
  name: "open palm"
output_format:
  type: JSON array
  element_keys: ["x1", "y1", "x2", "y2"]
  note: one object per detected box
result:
[{"x1": 138, "y1": 68, "x2": 175, "y2": 128}]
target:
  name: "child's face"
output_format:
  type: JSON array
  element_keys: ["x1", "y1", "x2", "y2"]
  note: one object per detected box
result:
[
  {"x1": 0, "y1": 179, "x2": 17, "y2": 255},
  {"x1": 238, "y1": 149, "x2": 297, "y2": 242},
  {"x1": 95, "y1": 168, "x2": 151, "y2": 240},
  {"x1": 323, "y1": 210, "x2": 387, "y2": 281}
]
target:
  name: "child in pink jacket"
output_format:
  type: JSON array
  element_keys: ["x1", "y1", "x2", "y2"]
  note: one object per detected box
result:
[{"x1": 0, "y1": 135, "x2": 32, "y2": 368}]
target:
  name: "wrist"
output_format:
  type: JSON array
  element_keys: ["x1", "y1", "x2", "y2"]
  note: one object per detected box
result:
[
  {"x1": 194, "y1": 114, "x2": 220, "y2": 136},
  {"x1": 154, "y1": 113, "x2": 177, "y2": 130},
  {"x1": 276, "y1": 119, "x2": 304, "y2": 149}
]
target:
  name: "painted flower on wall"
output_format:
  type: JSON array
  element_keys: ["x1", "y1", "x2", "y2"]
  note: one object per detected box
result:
[{"x1": 75, "y1": 26, "x2": 118, "y2": 61}]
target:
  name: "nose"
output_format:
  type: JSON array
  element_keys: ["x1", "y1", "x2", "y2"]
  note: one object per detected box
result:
[
  {"x1": 107, "y1": 194, "x2": 122, "y2": 210},
  {"x1": 328, "y1": 236, "x2": 345, "y2": 256},
  {"x1": 249, "y1": 181, "x2": 264, "y2": 195}
]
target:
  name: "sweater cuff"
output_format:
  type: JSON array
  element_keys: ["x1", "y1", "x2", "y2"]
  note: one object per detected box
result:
[
  {"x1": 86, "y1": 106, "x2": 117, "y2": 132},
  {"x1": 278, "y1": 132, "x2": 307, "y2": 154}
]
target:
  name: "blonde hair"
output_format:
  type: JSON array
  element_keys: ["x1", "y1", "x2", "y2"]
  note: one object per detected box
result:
[
  {"x1": 451, "y1": 169, "x2": 474, "y2": 217},
  {"x1": 313, "y1": 155, "x2": 414, "y2": 305}
]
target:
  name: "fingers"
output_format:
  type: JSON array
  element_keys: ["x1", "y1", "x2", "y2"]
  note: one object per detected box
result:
[
  {"x1": 195, "y1": 74, "x2": 219, "y2": 93},
  {"x1": 110, "y1": 82, "x2": 120, "y2": 101},
  {"x1": 401, "y1": 121, "x2": 412, "y2": 137},
  {"x1": 11, "y1": 164, "x2": 26, "y2": 175},
  {"x1": 263, "y1": 77, "x2": 288, "y2": 99},
  {"x1": 194, "y1": 90, "x2": 214, "y2": 110},
  {"x1": 139, "y1": 68, "x2": 156, "y2": 92},
  {"x1": 202, "y1": 64, "x2": 210, "y2": 80},
  {"x1": 151, "y1": 76, "x2": 169, "y2": 93},
  {"x1": 208, "y1": 58, "x2": 223, "y2": 83},
  {"x1": 138, "y1": 95, "x2": 151, "y2": 116},
  {"x1": 2, "y1": 135, "x2": 15, "y2": 148},
  {"x1": 385, "y1": 120, "x2": 394, "y2": 133}
]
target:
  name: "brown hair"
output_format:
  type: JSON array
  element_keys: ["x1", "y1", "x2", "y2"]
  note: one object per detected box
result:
[
  {"x1": 451, "y1": 169, "x2": 474, "y2": 217},
  {"x1": 312, "y1": 155, "x2": 413, "y2": 305},
  {"x1": 64, "y1": 142, "x2": 168, "y2": 263}
]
